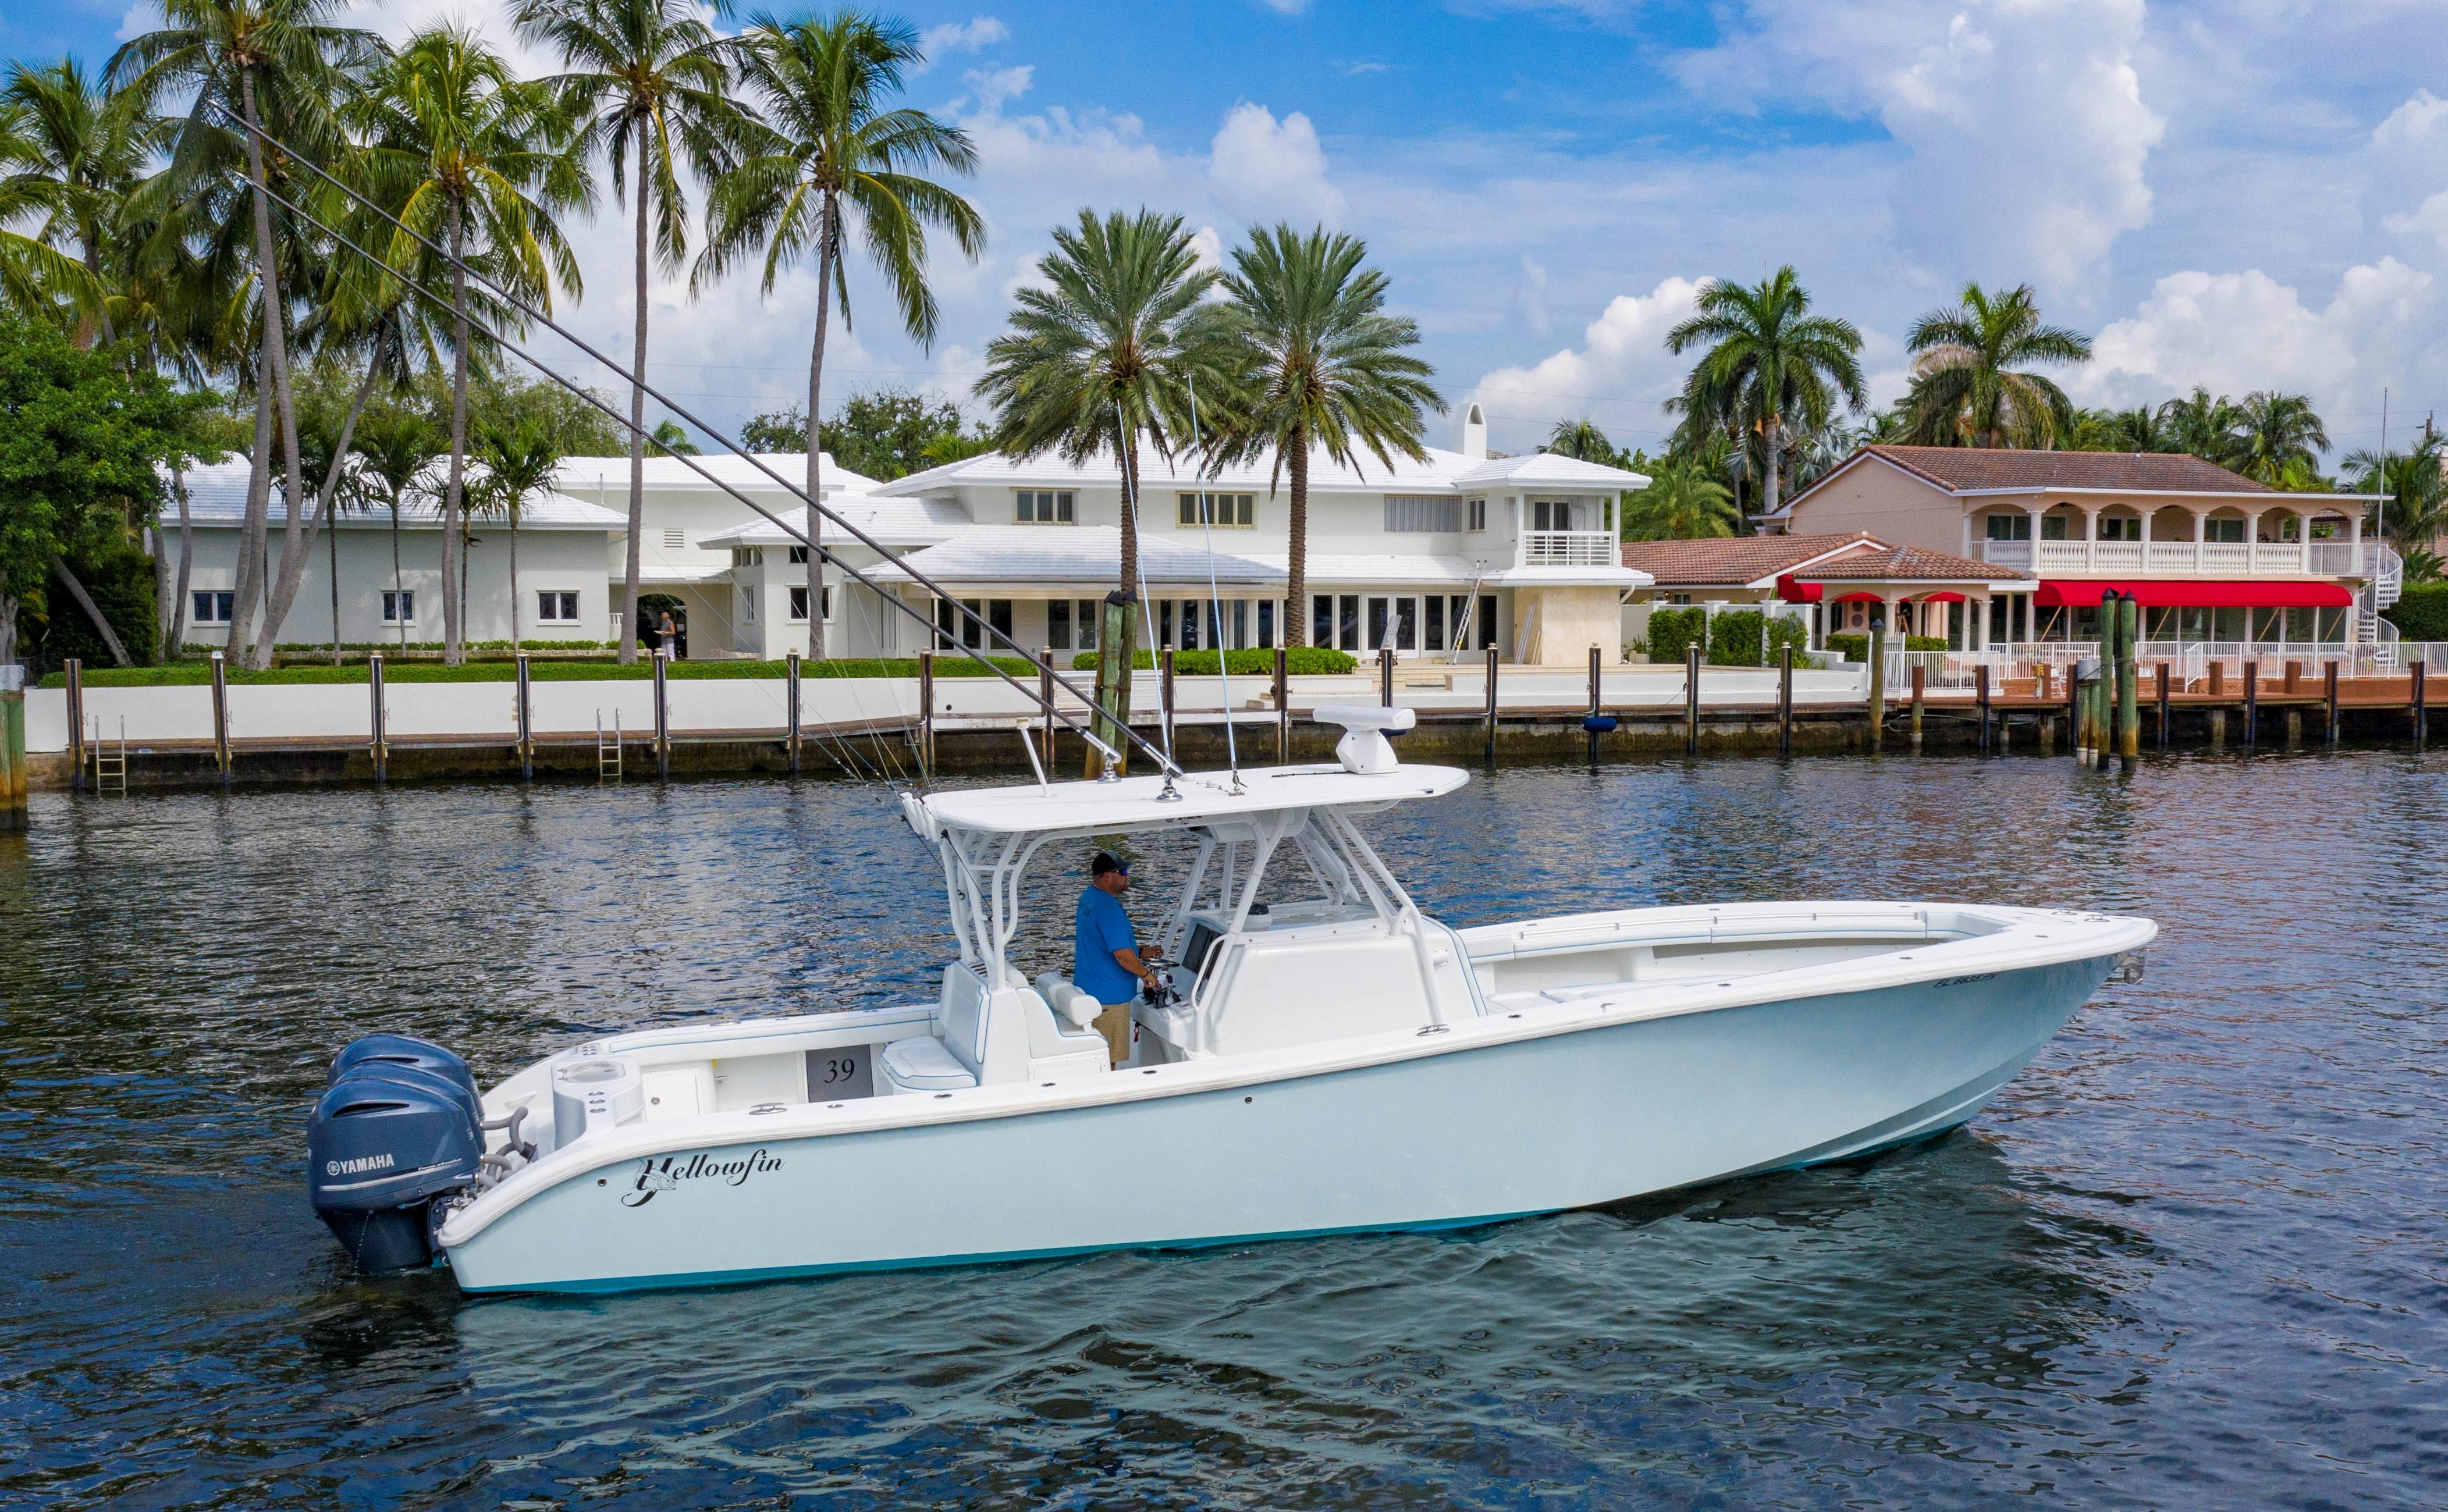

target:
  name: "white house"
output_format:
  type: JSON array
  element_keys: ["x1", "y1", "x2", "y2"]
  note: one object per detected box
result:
[
  {"x1": 162, "y1": 458, "x2": 627, "y2": 649},
  {"x1": 710, "y1": 404, "x2": 1653, "y2": 666}
]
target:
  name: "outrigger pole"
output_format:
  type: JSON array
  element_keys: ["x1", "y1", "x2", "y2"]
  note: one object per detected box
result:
[{"x1": 212, "y1": 105, "x2": 1187, "y2": 781}]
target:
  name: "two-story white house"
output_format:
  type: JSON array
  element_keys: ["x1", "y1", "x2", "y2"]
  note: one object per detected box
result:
[{"x1": 711, "y1": 404, "x2": 1651, "y2": 666}]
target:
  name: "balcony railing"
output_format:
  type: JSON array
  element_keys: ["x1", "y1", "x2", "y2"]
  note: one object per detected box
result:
[
  {"x1": 1519, "y1": 529, "x2": 1618, "y2": 567},
  {"x1": 1976, "y1": 539, "x2": 2368, "y2": 575}
]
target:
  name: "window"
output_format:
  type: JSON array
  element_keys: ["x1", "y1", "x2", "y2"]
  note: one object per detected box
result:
[
  {"x1": 1256, "y1": 600, "x2": 1275, "y2": 649},
  {"x1": 2041, "y1": 514, "x2": 2070, "y2": 540},
  {"x1": 2205, "y1": 517, "x2": 2246, "y2": 543},
  {"x1": 935, "y1": 596, "x2": 1012, "y2": 648},
  {"x1": 730, "y1": 547, "x2": 761, "y2": 567},
  {"x1": 1177, "y1": 492, "x2": 1255, "y2": 527},
  {"x1": 788, "y1": 585, "x2": 833, "y2": 622},
  {"x1": 378, "y1": 590, "x2": 414, "y2": 625},
  {"x1": 1985, "y1": 514, "x2": 2033, "y2": 540},
  {"x1": 1313, "y1": 595, "x2": 1333, "y2": 649},
  {"x1": 1075, "y1": 599, "x2": 1097, "y2": 649},
  {"x1": 1016, "y1": 489, "x2": 1074, "y2": 524},
  {"x1": 1383, "y1": 495, "x2": 1462, "y2": 532},
  {"x1": 1046, "y1": 598, "x2": 1107, "y2": 651},
  {"x1": 1049, "y1": 599, "x2": 1073, "y2": 650},
  {"x1": 193, "y1": 590, "x2": 235, "y2": 624},
  {"x1": 1468, "y1": 497, "x2": 1487, "y2": 532},
  {"x1": 2099, "y1": 515, "x2": 2141, "y2": 542},
  {"x1": 537, "y1": 590, "x2": 579, "y2": 622},
  {"x1": 663, "y1": 529, "x2": 687, "y2": 550},
  {"x1": 788, "y1": 545, "x2": 809, "y2": 564},
  {"x1": 1425, "y1": 595, "x2": 1447, "y2": 652},
  {"x1": 740, "y1": 586, "x2": 757, "y2": 623}
]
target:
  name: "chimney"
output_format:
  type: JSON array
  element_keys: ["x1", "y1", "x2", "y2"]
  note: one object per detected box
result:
[{"x1": 1457, "y1": 401, "x2": 1486, "y2": 460}]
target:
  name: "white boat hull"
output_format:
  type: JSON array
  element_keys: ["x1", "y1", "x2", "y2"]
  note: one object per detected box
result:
[{"x1": 442, "y1": 951, "x2": 2115, "y2": 1293}]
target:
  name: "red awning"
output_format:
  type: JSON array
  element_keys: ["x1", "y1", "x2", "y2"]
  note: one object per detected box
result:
[
  {"x1": 1917, "y1": 590, "x2": 1969, "y2": 604},
  {"x1": 1775, "y1": 574, "x2": 1821, "y2": 603},
  {"x1": 1830, "y1": 591, "x2": 1884, "y2": 604},
  {"x1": 2036, "y1": 579, "x2": 2353, "y2": 609}
]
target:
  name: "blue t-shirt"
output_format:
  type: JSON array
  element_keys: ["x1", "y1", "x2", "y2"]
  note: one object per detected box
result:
[{"x1": 1074, "y1": 886, "x2": 1141, "y2": 1005}]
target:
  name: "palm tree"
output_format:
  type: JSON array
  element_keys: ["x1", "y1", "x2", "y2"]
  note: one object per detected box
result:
[
  {"x1": 1, "y1": 58, "x2": 169, "y2": 344},
  {"x1": 1621, "y1": 454, "x2": 1737, "y2": 541},
  {"x1": 976, "y1": 208, "x2": 1236, "y2": 769},
  {"x1": 350, "y1": 399, "x2": 440, "y2": 648},
  {"x1": 2232, "y1": 391, "x2": 2329, "y2": 486},
  {"x1": 2343, "y1": 431, "x2": 2447, "y2": 563},
  {"x1": 2075, "y1": 404, "x2": 2172, "y2": 453},
  {"x1": 0, "y1": 98, "x2": 108, "y2": 322},
  {"x1": 1898, "y1": 283, "x2": 2090, "y2": 449},
  {"x1": 356, "y1": 24, "x2": 587, "y2": 667},
  {"x1": 694, "y1": 10, "x2": 984, "y2": 660},
  {"x1": 2158, "y1": 387, "x2": 2244, "y2": 467},
  {"x1": 1210, "y1": 224, "x2": 1438, "y2": 649},
  {"x1": 512, "y1": 0, "x2": 748, "y2": 664},
  {"x1": 111, "y1": 0, "x2": 385, "y2": 667},
  {"x1": 1665, "y1": 267, "x2": 1864, "y2": 521},
  {"x1": 1544, "y1": 416, "x2": 1621, "y2": 465},
  {"x1": 471, "y1": 407, "x2": 566, "y2": 646}
]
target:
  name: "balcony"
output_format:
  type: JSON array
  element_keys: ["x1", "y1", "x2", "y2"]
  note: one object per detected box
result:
[
  {"x1": 1519, "y1": 530, "x2": 1618, "y2": 568},
  {"x1": 1976, "y1": 539, "x2": 2369, "y2": 577}
]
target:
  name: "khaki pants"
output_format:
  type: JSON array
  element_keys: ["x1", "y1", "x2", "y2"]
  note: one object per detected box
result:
[{"x1": 1093, "y1": 1004, "x2": 1132, "y2": 1067}]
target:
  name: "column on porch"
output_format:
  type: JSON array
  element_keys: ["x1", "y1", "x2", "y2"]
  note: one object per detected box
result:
[
  {"x1": 2026, "y1": 502, "x2": 2046, "y2": 565},
  {"x1": 2081, "y1": 503, "x2": 2100, "y2": 572}
]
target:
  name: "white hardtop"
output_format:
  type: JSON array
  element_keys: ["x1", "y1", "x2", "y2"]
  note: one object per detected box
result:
[{"x1": 906, "y1": 762, "x2": 1468, "y2": 839}]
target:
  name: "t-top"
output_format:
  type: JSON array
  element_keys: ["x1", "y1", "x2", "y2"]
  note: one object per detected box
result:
[{"x1": 1073, "y1": 886, "x2": 1140, "y2": 1006}]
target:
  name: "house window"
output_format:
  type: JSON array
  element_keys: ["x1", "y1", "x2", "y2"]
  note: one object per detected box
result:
[
  {"x1": 1016, "y1": 490, "x2": 1074, "y2": 524},
  {"x1": 378, "y1": 590, "x2": 413, "y2": 625},
  {"x1": 2099, "y1": 515, "x2": 2141, "y2": 542},
  {"x1": 2041, "y1": 514, "x2": 2070, "y2": 540},
  {"x1": 1075, "y1": 599, "x2": 1097, "y2": 649},
  {"x1": 730, "y1": 547, "x2": 761, "y2": 567},
  {"x1": 739, "y1": 586, "x2": 756, "y2": 623},
  {"x1": 1384, "y1": 496, "x2": 1462, "y2": 532},
  {"x1": 1531, "y1": 499, "x2": 1591, "y2": 531},
  {"x1": 788, "y1": 585, "x2": 833, "y2": 622},
  {"x1": 2205, "y1": 517, "x2": 2246, "y2": 543},
  {"x1": 1049, "y1": 599, "x2": 1072, "y2": 650},
  {"x1": 663, "y1": 529, "x2": 687, "y2": 550},
  {"x1": 1425, "y1": 595, "x2": 1447, "y2": 652},
  {"x1": 1177, "y1": 492, "x2": 1256, "y2": 527},
  {"x1": 788, "y1": 545, "x2": 809, "y2": 564},
  {"x1": 537, "y1": 590, "x2": 579, "y2": 622},
  {"x1": 1468, "y1": 497, "x2": 1487, "y2": 532},
  {"x1": 1256, "y1": 600, "x2": 1275, "y2": 648},
  {"x1": 193, "y1": 590, "x2": 235, "y2": 624},
  {"x1": 1985, "y1": 514, "x2": 2032, "y2": 540},
  {"x1": 935, "y1": 596, "x2": 1012, "y2": 648},
  {"x1": 1047, "y1": 599, "x2": 1107, "y2": 651}
]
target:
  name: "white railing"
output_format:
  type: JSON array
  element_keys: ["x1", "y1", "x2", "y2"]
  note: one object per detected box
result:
[
  {"x1": 1879, "y1": 639, "x2": 2448, "y2": 691},
  {"x1": 1979, "y1": 539, "x2": 2369, "y2": 576},
  {"x1": 1519, "y1": 530, "x2": 1617, "y2": 568}
]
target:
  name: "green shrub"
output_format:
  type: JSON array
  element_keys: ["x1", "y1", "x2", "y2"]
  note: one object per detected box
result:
[
  {"x1": 1906, "y1": 635, "x2": 1948, "y2": 652},
  {"x1": 1825, "y1": 633, "x2": 1867, "y2": 662},
  {"x1": 2386, "y1": 581, "x2": 2448, "y2": 641},
  {"x1": 1070, "y1": 646, "x2": 1356, "y2": 675},
  {"x1": 1645, "y1": 607, "x2": 1706, "y2": 664}
]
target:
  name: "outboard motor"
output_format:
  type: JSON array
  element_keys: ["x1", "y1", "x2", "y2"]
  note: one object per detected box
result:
[{"x1": 308, "y1": 1035, "x2": 485, "y2": 1272}]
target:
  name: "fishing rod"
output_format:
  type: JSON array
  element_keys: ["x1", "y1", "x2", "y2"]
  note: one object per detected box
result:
[{"x1": 211, "y1": 102, "x2": 1188, "y2": 780}]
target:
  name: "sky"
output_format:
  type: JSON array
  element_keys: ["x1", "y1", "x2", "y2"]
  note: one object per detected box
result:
[{"x1": 15, "y1": 0, "x2": 2448, "y2": 460}]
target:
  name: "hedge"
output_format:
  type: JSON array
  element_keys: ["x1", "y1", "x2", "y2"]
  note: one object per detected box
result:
[
  {"x1": 1822, "y1": 632, "x2": 1950, "y2": 662},
  {"x1": 2385, "y1": 582, "x2": 2448, "y2": 641},
  {"x1": 1644, "y1": 608, "x2": 1706, "y2": 664},
  {"x1": 1704, "y1": 610, "x2": 1812, "y2": 668},
  {"x1": 1070, "y1": 646, "x2": 1358, "y2": 675}
]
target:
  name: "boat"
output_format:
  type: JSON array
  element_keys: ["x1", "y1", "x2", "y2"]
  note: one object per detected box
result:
[{"x1": 305, "y1": 707, "x2": 2154, "y2": 1293}]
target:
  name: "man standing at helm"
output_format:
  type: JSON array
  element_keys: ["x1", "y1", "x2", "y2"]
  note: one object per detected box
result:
[{"x1": 1074, "y1": 852, "x2": 1157, "y2": 1066}]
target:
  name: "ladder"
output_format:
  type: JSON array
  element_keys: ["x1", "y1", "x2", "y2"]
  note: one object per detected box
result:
[
  {"x1": 1447, "y1": 568, "x2": 1486, "y2": 663},
  {"x1": 88, "y1": 717, "x2": 128, "y2": 795},
  {"x1": 597, "y1": 710, "x2": 623, "y2": 782}
]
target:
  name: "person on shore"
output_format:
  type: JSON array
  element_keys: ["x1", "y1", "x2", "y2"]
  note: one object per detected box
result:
[
  {"x1": 1074, "y1": 852, "x2": 1156, "y2": 1066},
  {"x1": 657, "y1": 611, "x2": 678, "y2": 660}
]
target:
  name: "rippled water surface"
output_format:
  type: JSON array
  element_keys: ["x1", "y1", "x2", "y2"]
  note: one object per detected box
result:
[{"x1": 5, "y1": 752, "x2": 2447, "y2": 1509}]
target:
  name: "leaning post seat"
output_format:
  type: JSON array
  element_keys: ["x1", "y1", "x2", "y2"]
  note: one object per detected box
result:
[{"x1": 877, "y1": 963, "x2": 1113, "y2": 1095}]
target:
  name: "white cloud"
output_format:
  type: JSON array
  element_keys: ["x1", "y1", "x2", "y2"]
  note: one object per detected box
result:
[
  {"x1": 2076, "y1": 259, "x2": 2434, "y2": 419},
  {"x1": 2372, "y1": 88, "x2": 2448, "y2": 152},
  {"x1": 914, "y1": 16, "x2": 1008, "y2": 72},
  {"x1": 1676, "y1": 0, "x2": 2163, "y2": 289},
  {"x1": 1207, "y1": 102, "x2": 1348, "y2": 229},
  {"x1": 1467, "y1": 276, "x2": 1706, "y2": 440},
  {"x1": 2385, "y1": 191, "x2": 2448, "y2": 255}
]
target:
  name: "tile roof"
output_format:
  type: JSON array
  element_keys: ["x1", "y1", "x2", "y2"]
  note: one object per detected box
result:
[
  {"x1": 1856, "y1": 444, "x2": 2275, "y2": 495},
  {"x1": 170, "y1": 459, "x2": 627, "y2": 531},
  {"x1": 1620, "y1": 532, "x2": 1883, "y2": 586},
  {"x1": 1794, "y1": 544, "x2": 2029, "y2": 582}
]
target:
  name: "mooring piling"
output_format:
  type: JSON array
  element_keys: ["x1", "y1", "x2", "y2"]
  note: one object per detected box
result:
[
  {"x1": 2243, "y1": 659, "x2": 2259, "y2": 753},
  {"x1": 1379, "y1": 647, "x2": 1395, "y2": 707},
  {"x1": 2156, "y1": 661, "x2": 2171, "y2": 749},
  {"x1": 786, "y1": 650, "x2": 803, "y2": 775},
  {"x1": 515, "y1": 653, "x2": 534, "y2": 782},
  {"x1": 369, "y1": 652, "x2": 388, "y2": 782},
  {"x1": 1974, "y1": 661, "x2": 1991, "y2": 753},
  {"x1": 2414, "y1": 661, "x2": 2428, "y2": 745},
  {"x1": 1779, "y1": 645, "x2": 1796, "y2": 756},
  {"x1": 1909, "y1": 664, "x2": 1925, "y2": 753},
  {"x1": 2325, "y1": 661, "x2": 2340, "y2": 745},
  {"x1": 1867, "y1": 625, "x2": 1886, "y2": 753},
  {"x1": 1483, "y1": 647, "x2": 1498, "y2": 764},
  {"x1": 917, "y1": 649, "x2": 936, "y2": 777},
  {"x1": 652, "y1": 647, "x2": 671, "y2": 781},
  {"x1": 1039, "y1": 649, "x2": 1056, "y2": 769},
  {"x1": 209, "y1": 651, "x2": 230, "y2": 786},
  {"x1": 1684, "y1": 642, "x2": 1701, "y2": 756},
  {"x1": 2117, "y1": 595, "x2": 2141, "y2": 764},
  {"x1": 63, "y1": 659, "x2": 84, "y2": 792},
  {"x1": 1275, "y1": 645, "x2": 1291, "y2": 764},
  {"x1": 0, "y1": 661, "x2": 25, "y2": 833}
]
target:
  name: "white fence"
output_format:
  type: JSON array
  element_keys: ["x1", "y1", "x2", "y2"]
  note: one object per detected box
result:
[{"x1": 1875, "y1": 641, "x2": 2448, "y2": 693}]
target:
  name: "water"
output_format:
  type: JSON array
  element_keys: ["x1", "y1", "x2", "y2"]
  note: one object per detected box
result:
[{"x1": 4, "y1": 753, "x2": 2446, "y2": 1509}]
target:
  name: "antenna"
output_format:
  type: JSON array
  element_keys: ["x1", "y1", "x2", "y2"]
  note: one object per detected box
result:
[
  {"x1": 1116, "y1": 400, "x2": 1179, "y2": 802},
  {"x1": 1184, "y1": 372, "x2": 1242, "y2": 791}
]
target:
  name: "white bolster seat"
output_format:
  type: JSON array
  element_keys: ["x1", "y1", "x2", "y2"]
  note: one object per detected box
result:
[
  {"x1": 877, "y1": 964, "x2": 1113, "y2": 1095},
  {"x1": 878, "y1": 1035, "x2": 976, "y2": 1092}
]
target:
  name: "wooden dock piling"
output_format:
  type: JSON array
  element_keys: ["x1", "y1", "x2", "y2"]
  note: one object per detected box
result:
[
  {"x1": 917, "y1": 649, "x2": 936, "y2": 775},
  {"x1": 652, "y1": 648, "x2": 671, "y2": 780},
  {"x1": 1780, "y1": 645, "x2": 1797, "y2": 755},
  {"x1": 1379, "y1": 647, "x2": 1395, "y2": 707},
  {"x1": 63, "y1": 660, "x2": 84, "y2": 792},
  {"x1": 2242, "y1": 659, "x2": 2258, "y2": 752},
  {"x1": 1867, "y1": 625, "x2": 1885, "y2": 753},
  {"x1": 1483, "y1": 647, "x2": 1498, "y2": 764},
  {"x1": 1909, "y1": 664, "x2": 1925, "y2": 753},
  {"x1": 516, "y1": 653, "x2": 535, "y2": 781},
  {"x1": 1684, "y1": 643, "x2": 1701, "y2": 756},
  {"x1": 1275, "y1": 646, "x2": 1291, "y2": 764},
  {"x1": 209, "y1": 651, "x2": 230, "y2": 785},
  {"x1": 786, "y1": 650, "x2": 802, "y2": 775},
  {"x1": 2414, "y1": 661, "x2": 2428, "y2": 745},
  {"x1": 369, "y1": 652, "x2": 388, "y2": 782},
  {"x1": 2156, "y1": 662, "x2": 2170, "y2": 749},
  {"x1": 0, "y1": 664, "x2": 24, "y2": 832},
  {"x1": 1974, "y1": 661, "x2": 1989, "y2": 753},
  {"x1": 1039, "y1": 649, "x2": 1056, "y2": 769},
  {"x1": 2325, "y1": 661, "x2": 2340, "y2": 745},
  {"x1": 2117, "y1": 596, "x2": 2141, "y2": 763}
]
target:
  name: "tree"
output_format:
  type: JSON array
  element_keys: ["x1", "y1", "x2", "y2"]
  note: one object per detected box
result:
[
  {"x1": 2232, "y1": 391, "x2": 2329, "y2": 486},
  {"x1": 111, "y1": 0, "x2": 385, "y2": 668},
  {"x1": 1210, "y1": 224, "x2": 1438, "y2": 648},
  {"x1": 1, "y1": 57, "x2": 169, "y2": 344},
  {"x1": 976, "y1": 208, "x2": 1235, "y2": 770},
  {"x1": 1898, "y1": 282, "x2": 2090, "y2": 449},
  {"x1": 2158, "y1": 387, "x2": 2245, "y2": 467},
  {"x1": 348, "y1": 397, "x2": 438, "y2": 648},
  {"x1": 471, "y1": 407, "x2": 566, "y2": 645},
  {"x1": 1665, "y1": 267, "x2": 1864, "y2": 522},
  {"x1": 695, "y1": 10, "x2": 982, "y2": 657},
  {"x1": 0, "y1": 97, "x2": 109, "y2": 325},
  {"x1": 2343, "y1": 431, "x2": 2447, "y2": 564},
  {"x1": 2075, "y1": 404, "x2": 2173, "y2": 453},
  {"x1": 513, "y1": 0, "x2": 748, "y2": 664},
  {"x1": 739, "y1": 403, "x2": 806, "y2": 453},
  {"x1": 1620, "y1": 453, "x2": 1737, "y2": 541},
  {"x1": 1544, "y1": 416, "x2": 1622, "y2": 467},
  {"x1": 357, "y1": 24, "x2": 587, "y2": 666},
  {"x1": 0, "y1": 316, "x2": 201, "y2": 670},
  {"x1": 647, "y1": 417, "x2": 698, "y2": 454}
]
